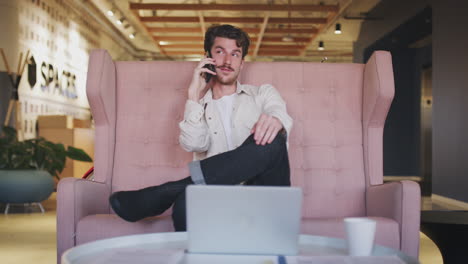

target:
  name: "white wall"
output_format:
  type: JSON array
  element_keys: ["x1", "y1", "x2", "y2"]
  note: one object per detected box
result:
[{"x1": 0, "y1": 0, "x2": 136, "y2": 139}]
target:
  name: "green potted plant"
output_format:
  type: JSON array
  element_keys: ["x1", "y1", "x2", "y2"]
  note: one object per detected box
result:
[
  {"x1": 0, "y1": 126, "x2": 92, "y2": 178},
  {"x1": 0, "y1": 126, "x2": 93, "y2": 212}
]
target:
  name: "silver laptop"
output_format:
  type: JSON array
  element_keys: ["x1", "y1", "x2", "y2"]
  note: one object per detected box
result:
[{"x1": 186, "y1": 185, "x2": 303, "y2": 255}]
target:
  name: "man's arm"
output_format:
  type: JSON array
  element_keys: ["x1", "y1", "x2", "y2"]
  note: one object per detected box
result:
[
  {"x1": 252, "y1": 84, "x2": 293, "y2": 145},
  {"x1": 179, "y1": 101, "x2": 211, "y2": 152},
  {"x1": 179, "y1": 55, "x2": 216, "y2": 152}
]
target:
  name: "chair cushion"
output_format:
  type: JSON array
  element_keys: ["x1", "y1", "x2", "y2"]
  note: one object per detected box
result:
[
  {"x1": 76, "y1": 214, "x2": 174, "y2": 245},
  {"x1": 301, "y1": 217, "x2": 400, "y2": 250}
]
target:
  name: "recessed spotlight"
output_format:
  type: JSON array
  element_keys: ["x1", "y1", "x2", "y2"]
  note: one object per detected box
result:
[
  {"x1": 129, "y1": 33, "x2": 136, "y2": 39},
  {"x1": 116, "y1": 17, "x2": 124, "y2": 25}
]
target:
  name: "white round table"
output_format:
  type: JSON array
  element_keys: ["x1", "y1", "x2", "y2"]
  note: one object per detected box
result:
[{"x1": 62, "y1": 232, "x2": 419, "y2": 264}]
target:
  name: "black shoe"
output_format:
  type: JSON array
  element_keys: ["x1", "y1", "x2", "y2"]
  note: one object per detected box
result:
[{"x1": 109, "y1": 177, "x2": 192, "y2": 222}]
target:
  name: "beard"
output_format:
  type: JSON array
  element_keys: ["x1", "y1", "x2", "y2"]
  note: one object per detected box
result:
[{"x1": 215, "y1": 67, "x2": 240, "y2": 85}]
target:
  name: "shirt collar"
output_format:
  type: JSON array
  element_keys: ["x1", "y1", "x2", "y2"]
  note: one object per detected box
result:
[
  {"x1": 201, "y1": 81, "x2": 252, "y2": 104},
  {"x1": 236, "y1": 81, "x2": 253, "y2": 96}
]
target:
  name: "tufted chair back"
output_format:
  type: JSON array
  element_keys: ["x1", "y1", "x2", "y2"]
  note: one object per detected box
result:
[{"x1": 99, "y1": 54, "x2": 383, "y2": 218}]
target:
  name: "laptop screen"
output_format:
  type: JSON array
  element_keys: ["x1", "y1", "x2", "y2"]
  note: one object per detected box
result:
[{"x1": 186, "y1": 185, "x2": 303, "y2": 255}]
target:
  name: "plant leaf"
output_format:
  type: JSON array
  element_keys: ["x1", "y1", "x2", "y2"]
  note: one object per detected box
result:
[
  {"x1": 1, "y1": 126, "x2": 17, "y2": 142},
  {"x1": 67, "y1": 146, "x2": 93, "y2": 162}
]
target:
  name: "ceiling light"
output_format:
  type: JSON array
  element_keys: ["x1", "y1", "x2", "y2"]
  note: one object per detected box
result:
[
  {"x1": 334, "y1": 23, "x2": 342, "y2": 34},
  {"x1": 116, "y1": 17, "x2": 125, "y2": 25},
  {"x1": 106, "y1": 10, "x2": 114, "y2": 17},
  {"x1": 129, "y1": 33, "x2": 136, "y2": 39},
  {"x1": 282, "y1": 34, "x2": 294, "y2": 42},
  {"x1": 318, "y1": 41, "x2": 325, "y2": 51},
  {"x1": 159, "y1": 41, "x2": 169, "y2": 45}
]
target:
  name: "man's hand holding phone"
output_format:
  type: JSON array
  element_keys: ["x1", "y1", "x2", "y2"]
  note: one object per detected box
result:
[{"x1": 188, "y1": 55, "x2": 217, "y2": 102}]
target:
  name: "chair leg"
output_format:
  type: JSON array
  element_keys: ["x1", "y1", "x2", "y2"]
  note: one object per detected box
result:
[
  {"x1": 36, "y1": 203, "x2": 45, "y2": 214},
  {"x1": 4, "y1": 203, "x2": 10, "y2": 215}
]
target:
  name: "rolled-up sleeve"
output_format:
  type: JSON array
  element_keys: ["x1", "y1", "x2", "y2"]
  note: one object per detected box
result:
[
  {"x1": 258, "y1": 84, "x2": 293, "y2": 136},
  {"x1": 178, "y1": 100, "x2": 211, "y2": 152}
]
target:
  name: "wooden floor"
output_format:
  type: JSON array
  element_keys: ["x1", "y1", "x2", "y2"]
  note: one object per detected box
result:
[
  {"x1": 0, "y1": 193, "x2": 57, "y2": 264},
  {"x1": 0, "y1": 193, "x2": 443, "y2": 264}
]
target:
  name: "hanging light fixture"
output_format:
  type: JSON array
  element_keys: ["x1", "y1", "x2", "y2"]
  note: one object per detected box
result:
[
  {"x1": 318, "y1": 41, "x2": 325, "y2": 51},
  {"x1": 129, "y1": 32, "x2": 136, "y2": 39},
  {"x1": 334, "y1": 23, "x2": 342, "y2": 34},
  {"x1": 106, "y1": 10, "x2": 114, "y2": 17}
]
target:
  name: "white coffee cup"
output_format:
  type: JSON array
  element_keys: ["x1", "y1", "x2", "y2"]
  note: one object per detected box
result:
[{"x1": 344, "y1": 217, "x2": 377, "y2": 256}]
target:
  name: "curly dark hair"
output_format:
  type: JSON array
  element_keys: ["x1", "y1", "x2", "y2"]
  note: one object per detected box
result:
[{"x1": 204, "y1": 24, "x2": 250, "y2": 59}]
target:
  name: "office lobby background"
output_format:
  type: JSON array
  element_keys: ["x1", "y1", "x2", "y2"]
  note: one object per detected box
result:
[{"x1": 1, "y1": 0, "x2": 468, "y2": 207}]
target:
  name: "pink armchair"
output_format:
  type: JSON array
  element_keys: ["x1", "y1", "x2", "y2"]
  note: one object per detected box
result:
[{"x1": 57, "y1": 50, "x2": 420, "y2": 262}]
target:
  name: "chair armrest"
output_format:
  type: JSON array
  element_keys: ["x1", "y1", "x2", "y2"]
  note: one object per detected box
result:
[
  {"x1": 366, "y1": 180, "x2": 421, "y2": 258},
  {"x1": 56, "y1": 178, "x2": 110, "y2": 263}
]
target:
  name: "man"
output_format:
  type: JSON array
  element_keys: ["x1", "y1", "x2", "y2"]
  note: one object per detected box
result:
[{"x1": 110, "y1": 24, "x2": 293, "y2": 231}]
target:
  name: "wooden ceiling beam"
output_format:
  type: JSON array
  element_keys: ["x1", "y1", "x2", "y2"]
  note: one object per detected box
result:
[
  {"x1": 165, "y1": 51, "x2": 205, "y2": 55},
  {"x1": 154, "y1": 36, "x2": 311, "y2": 43},
  {"x1": 148, "y1": 27, "x2": 201, "y2": 33},
  {"x1": 252, "y1": 14, "x2": 270, "y2": 59},
  {"x1": 147, "y1": 27, "x2": 318, "y2": 34},
  {"x1": 163, "y1": 51, "x2": 350, "y2": 57},
  {"x1": 262, "y1": 36, "x2": 311, "y2": 42},
  {"x1": 130, "y1": 3, "x2": 339, "y2": 12},
  {"x1": 300, "y1": 12, "x2": 337, "y2": 56},
  {"x1": 160, "y1": 44, "x2": 203, "y2": 49},
  {"x1": 196, "y1": 0, "x2": 206, "y2": 38},
  {"x1": 161, "y1": 45, "x2": 307, "y2": 51},
  {"x1": 300, "y1": 0, "x2": 351, "y2": 57},
  {"x1": 155, "y1": 36, "x2": 204, "y2": 42},
  {"x1": 260, "y1": 44, "x2": 306, "y2": 49},
  {"x1": 140, "y1": 16, "x2": 327, "y2": 24},
  {"x1": 141, "y1": 17, "x2": 200, "y2": 23},
  {"x1": 265, "y1": 28, "x2": 319, "y2": 34},
  {"x1": 257, "y1": 51, "x2": 301, "y2": 56},
  {"x1": 269, "y1": 17, "x2": 327, "y2": 24}
]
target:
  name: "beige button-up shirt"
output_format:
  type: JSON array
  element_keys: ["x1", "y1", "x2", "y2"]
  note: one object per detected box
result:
[{"x1": 179, "y1": 82, "x2": 293, "y2": 161}]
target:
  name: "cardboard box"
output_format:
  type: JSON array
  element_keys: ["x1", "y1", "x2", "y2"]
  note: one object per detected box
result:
[
  {"x1": 37, "y1": 115, "x2": 92, "y2": 129},
  {"x1": 37, "y1": 115, "x2": 73, "y2": 129},
  {"x1": 73, "y1": 118, "x2": 92, "y2": 128}
]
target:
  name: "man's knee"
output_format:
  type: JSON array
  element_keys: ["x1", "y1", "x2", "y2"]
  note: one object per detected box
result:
[
  {"x1": 271, "y1": 130, "x2": 287, "y2": 145},
  {"x1": 265, "y1": 131, "x2": 287, "y2": 153}
]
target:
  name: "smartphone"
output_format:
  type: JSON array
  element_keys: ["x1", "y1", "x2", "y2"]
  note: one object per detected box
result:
[{"x1": 203, "y1": 51, "x2": 215, "y2": 83}]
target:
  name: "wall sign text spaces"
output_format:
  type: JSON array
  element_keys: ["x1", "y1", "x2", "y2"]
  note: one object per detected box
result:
[{"x1": 27, "y1": 55, "x2": 78, "y2": 99}]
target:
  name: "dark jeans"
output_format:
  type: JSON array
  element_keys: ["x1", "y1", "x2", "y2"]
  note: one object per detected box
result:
[{"x1": 172, "y1": 133, "x2": 290, "y2": 231}]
